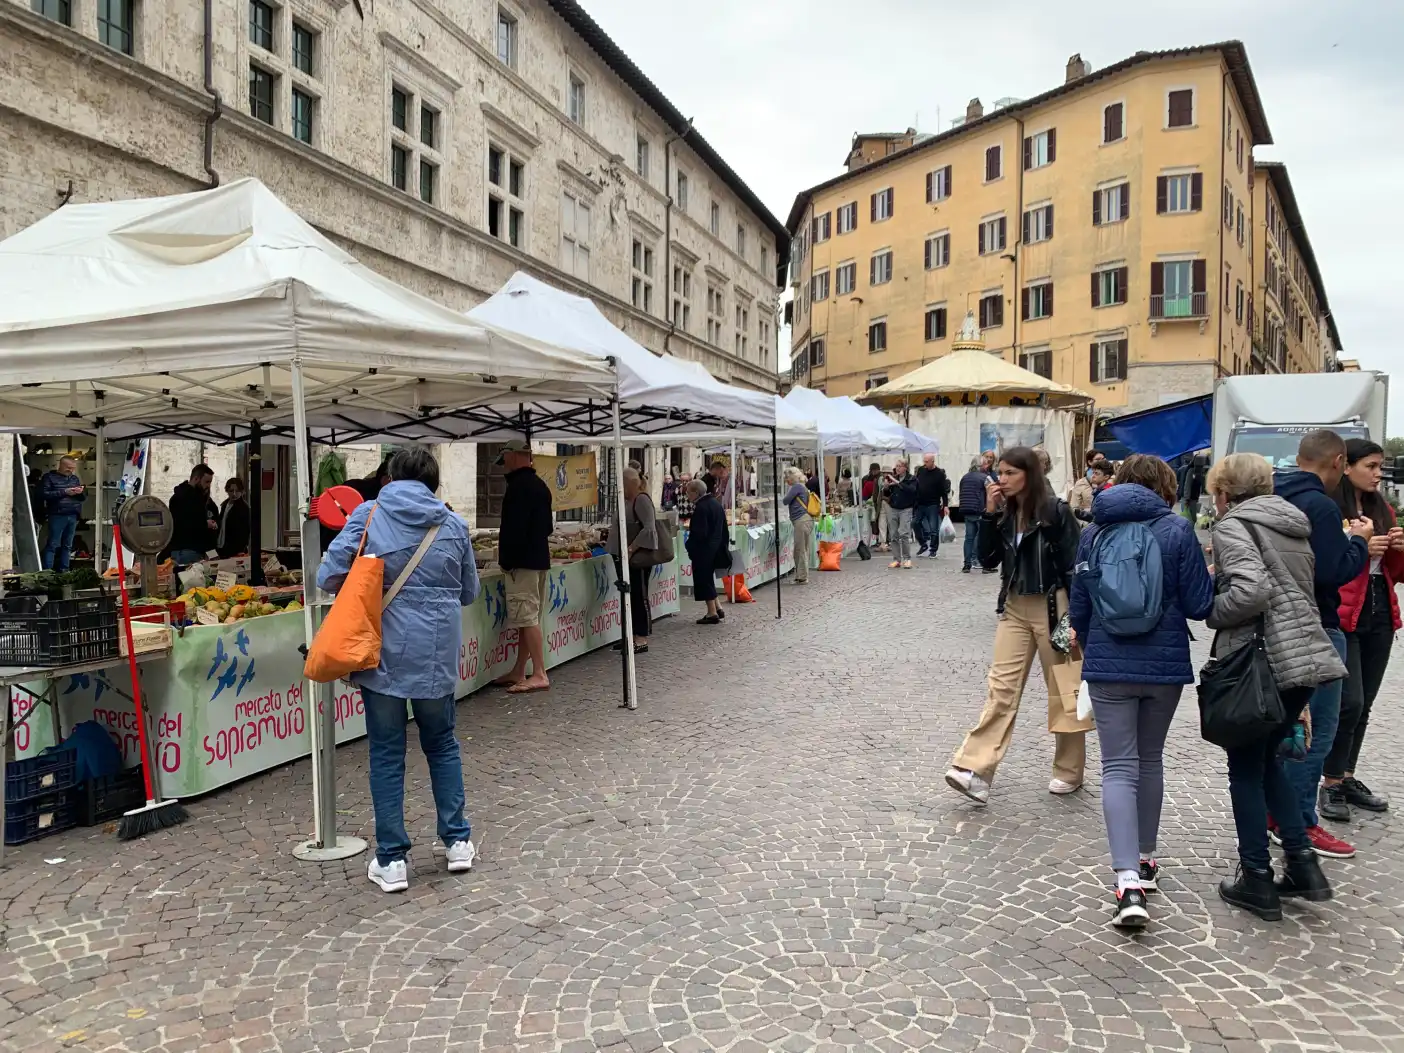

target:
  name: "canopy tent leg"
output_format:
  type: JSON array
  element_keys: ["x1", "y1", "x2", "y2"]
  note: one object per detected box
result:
[
  {"x1": 248, "y1": 421, "x2": 263, "y2": 586},
  {"x1": 728, "y1": 438, "x2": 737, "y2": 514},
  {"x1": 771, "y1": 427, "x2": 781, "y2": 620},
  {"x1": 612, "y1": 393, "x2": 638, "y2": 711},
  {"x1": 94, "y1": 424, "x2": 105, "y2": 572},
  {"x1": 290, "y1": 358, "x2": 366, "y2": 863}
]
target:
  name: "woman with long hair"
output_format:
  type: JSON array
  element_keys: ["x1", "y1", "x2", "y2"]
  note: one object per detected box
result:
[
  {"x1": 945, "y1": 446, "x2": 1089, "y2": 804},
  {"x1": 1321, "y1": 438, "x2": 1403, "y2": 820}
]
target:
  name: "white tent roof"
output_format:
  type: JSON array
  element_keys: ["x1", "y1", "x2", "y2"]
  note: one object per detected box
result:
[
  {"x1": 0, "y1": 179, "x2": 618, "y2": 442},
  {"x1": 837, "y1": 398, "x2": 940, "y2": 454}
]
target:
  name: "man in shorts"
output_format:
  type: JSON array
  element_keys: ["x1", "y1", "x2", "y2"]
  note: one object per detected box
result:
[{"x1": 493, "y1": 441, "x2": 554, "y2": 694}]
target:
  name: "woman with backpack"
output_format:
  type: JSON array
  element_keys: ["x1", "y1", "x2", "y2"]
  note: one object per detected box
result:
[
  {"x1": 783, "y1": 466, "x2": 816, "y2": 584},
  {"x1": 945, "y1": 446, "x2": 1088, "y2": 805},
  {"x1": 1067, "y1": 455, "x2": 1215, "y2": 929}
]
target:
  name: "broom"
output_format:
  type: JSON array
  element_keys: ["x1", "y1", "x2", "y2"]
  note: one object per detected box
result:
[{"x1": 112, "y1": 524, "x2": 189, "y2": 840}]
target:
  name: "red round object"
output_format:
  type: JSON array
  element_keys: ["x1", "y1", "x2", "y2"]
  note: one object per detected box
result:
[{"x1": 312, "y1": 484, "x2": 365, "y2": 529}]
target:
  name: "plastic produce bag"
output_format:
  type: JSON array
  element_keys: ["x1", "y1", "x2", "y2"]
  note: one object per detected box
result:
[{"x1": 939, "y1": 513, "x2": 957, "y2": 544}]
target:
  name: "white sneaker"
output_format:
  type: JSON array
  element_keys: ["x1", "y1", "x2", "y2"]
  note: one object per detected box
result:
[
  {"x1": 1049, "y1": 778, "x2": 1082, "y2": 795},
  {"x1": 945, "y1": 767, "x2": 990, "y2": 805},
  {"x1": 446, "y1": 840, "x2": 476, "y2": 873},
  {"x1": 368, "y1": 858, "x2": 409, "y2": 893}
]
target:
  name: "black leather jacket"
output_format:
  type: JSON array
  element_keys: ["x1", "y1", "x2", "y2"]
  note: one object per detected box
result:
[{"x1": 977, "y1": 498, "x2": 1081, "y2": 596}]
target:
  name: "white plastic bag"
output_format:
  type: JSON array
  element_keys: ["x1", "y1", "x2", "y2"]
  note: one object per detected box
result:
[
  {"x1": 1076, "y1": 680, "x2": 1093, "y2": 722},
  {"x1": 939, "y1": 512, "x2": 957, "y2": 544}
]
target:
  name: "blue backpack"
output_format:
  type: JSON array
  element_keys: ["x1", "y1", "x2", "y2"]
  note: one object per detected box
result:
[{"x1": 1081, "y1": 521, "x2": 1164, "y2": 636}]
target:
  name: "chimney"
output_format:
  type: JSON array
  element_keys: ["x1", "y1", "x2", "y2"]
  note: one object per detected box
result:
[
  {"x1": 1065, "y1": 53, "x2": 1092, "y2": 83},
  {"x1": 965, "y1": 97, "x2": 984, "y2": 122}
]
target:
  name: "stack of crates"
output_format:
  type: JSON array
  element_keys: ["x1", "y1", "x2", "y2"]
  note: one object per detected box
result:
[
  {"x1": 0, "y1": 592, "x2": 120, "y2": 666},
  {"x1": 5, "y1": 751, "x2": 78, "y2": 845}
]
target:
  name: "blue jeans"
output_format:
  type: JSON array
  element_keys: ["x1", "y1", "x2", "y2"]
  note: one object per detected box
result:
[
  {"x1": 1089, "y1": 682, "x2": 1182, "y2": 871},
  {"x1": 170, "y1": 549, "x2": 206, "y2": 565},
  {"x1": 962, "y1": 517, "x2": 981, "y2": 568},
  {"x1": 362, "y1": 687, "x2": 471, "y2": 866},
  {"x1": 917, "y1": 505, "x2": 943, "y2": 551},
  {"x1": 1284, "y1": 628, "x2": 1345, "y2": 827},
  {"x1": 42, "y1": 514, "x2": 78, "y2": 571},
  {"x1": 1225, "y1": 690, "x2": 1312, "y2": 871}
]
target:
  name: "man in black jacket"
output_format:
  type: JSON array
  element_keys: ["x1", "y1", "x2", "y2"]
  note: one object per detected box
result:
[
  {"x1": 957, "y1": 458, "x2": 992, "y2": 572},
  {"x1": 169, "y1": 464, "x2": 218, "y2": 564},
  {"x1": 914, "y1": 454, "x2": 950, "y2": 558},
  {"x1": 495, "y1": 441, "x2": 554, "y2": 694}
]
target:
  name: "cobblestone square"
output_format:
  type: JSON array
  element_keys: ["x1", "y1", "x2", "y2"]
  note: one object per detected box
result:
[{"x1": 2, "y1": 558, "x2": 1401, "y2": 1053}]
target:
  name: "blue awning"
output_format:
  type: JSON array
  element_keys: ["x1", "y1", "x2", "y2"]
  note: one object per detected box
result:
[{"x1": 1102, "y1": 395, "x2": 1213, "y2": 461}]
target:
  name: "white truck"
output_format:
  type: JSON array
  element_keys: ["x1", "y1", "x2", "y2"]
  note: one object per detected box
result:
[{"x1": 1212, "y1": 372, "x2": 1389, "y2": 469}]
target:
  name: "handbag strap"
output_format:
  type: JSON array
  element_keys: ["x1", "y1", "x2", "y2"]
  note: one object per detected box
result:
[
  {"x1": 382, "y1": 523, "x2": 442, "y2": 607},
  {"x1": 353, "y1": 503, "x2": 379, "y2": 557}
]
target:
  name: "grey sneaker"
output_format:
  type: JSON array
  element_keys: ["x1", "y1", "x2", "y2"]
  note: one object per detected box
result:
[
  {"x1": 1318, "y1": 783, "x2": 1352, "y2": 823},
  {"x1": 446, "y1": 840, "x2": 476, "y2": 873},
  {"x1": 368, "y1": 858, "x2": 409, "y2": 893},
  {"x1": 945, "y1": 767, "x2": 990, "y2": 805}
]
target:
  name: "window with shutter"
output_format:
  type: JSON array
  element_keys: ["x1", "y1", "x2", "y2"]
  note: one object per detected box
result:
[
  {"x1": 924, "y1": 306, "x2": 947, "y2": 342},
  {"x1": 1103, "y1": 102, "x2": 1124, "y2": 143},
  {"x1": 1024, "y1": 204, "x2": 1053, "y2": 244},
  {"x1": 1023, "y1": 282, "x2": 1053, "y2": 321},
  {"x1": 1025, "y1": 130, "x2": 1055, "y2": 170},
  {"x1": 985, "y1": 145, "x2": 1002, "y2": 182},
  {"x1": 1167, "y1": 89, "x2": 1194, "y2": 128},
  {"x1": 1092, "y1": 189, "x2": 1101, "y2": 226},
  {"x1": 1091, "y1": 272, "x2": 1101, "y2": 308},
  {"x1": 1156, "y1": 176, "x2": 1168, "y2": 214},
  {"x1": 1191, "y1": 173, "x2": 1203, "y2": 211},
  {"x1": 868, "y1": 320, "x2": 887, "y2": 353}
]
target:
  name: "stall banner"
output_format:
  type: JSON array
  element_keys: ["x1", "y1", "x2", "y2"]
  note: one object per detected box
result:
[
  {"x1": 535, "y1": 453, "x2": 598, "y2": 512},
  {"x1": 10, "y1": 554, "x2": 680, "y2": 797}
]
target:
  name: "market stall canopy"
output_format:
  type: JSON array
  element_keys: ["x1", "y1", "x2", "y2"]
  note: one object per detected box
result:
[
  {"x1": 1101, "y1": 394, "x2": 1212, "y2": 461},
  {"x1": 780, "y1": 387, "x2": 879, "y2": 452},
  {"x1": 833, "y1": 397, "x2": 939, "y2": 454},
  {"x1": 0, "y1": 179, "x2": 616, "y2": 441},
  {"x1": 860, "y1": 349, "x2": 1092, "y2": 410}
]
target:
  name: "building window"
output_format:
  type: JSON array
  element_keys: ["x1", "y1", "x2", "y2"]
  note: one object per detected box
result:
[
  {"x1": 810, "y1": 270, "x2": 829, "y2": 302},
  {"x1": 561, "y1": 192, "x2": 591, "y2": 280},
  {"x1": 1092, "y1": 266, "x2": 1129, "y2": 308},
  {"x1": 291, "y1": 88, "x2": 314, "y2": 144},
  {"x1": 31, "y1": 0, "x2": 71, "y2": 26},
  {"x1": 926, "y1": 165, "x2": 952, "y2": 203},
  {"x1": 809, "y1": 338, "x2": 826, "y2": 368},
  {"x1": 249, "y1": 0, "x2": 273, "y2": 50},
  {"x1": 488, "y1": 145, "x2": 526, "y2": 248},
  {"x1": 1236, "y1": 129, "x2": 1245, "y2": 172},
  {"x1": 978, "y1": 292, "x2": 1004, "y2": 330},
  {"x1": 671, "y1": 264, "x2": 692, "y2": 330},
  {"x1": 1024, "y1": 129, "x2": 1056, "y2": 170},
  {"x1": 924, "y1": 232, "x2": 950, "y2": 270},
  {"x1": 496, "y1": 7, "x2": 518, "y2": 68},
  {"x1": 865, "y1": 373, "x2": 888, "y2": 391},
  {"x1": 709, "y1": 201, "x2": 720, "y2": 236},
  {"x1": 390, "y1": 144, "x2": 408, "y2": 191},
  {"x1": 567, "y1": 73, "x2": 585, "y2": 125},
  {"x1": 1236, "y1": 203, "x2": 1245, "y2": 246},
  {"x1": 249, "y1": 65, "x2": 275, "y2": 125},
  {"x1": 871, "y1": 187, "x2": 894, "y2": 222},
  {"x1": 984, "y1": 144, "x2": 1002, "y2": 182},
  {"x1": 870, "y1": 250, "x2": 893, "y2": 286},
  {"x1": 391, "y1": 86, "x2": 408, "y2": 132},
  {"x1": 736, "y1": 225, "x2": 746, "y2": 256},
  {"x1": 978, "y1": 215, "x2": 1007, "y2": 255},
  {"x1": 734, "y1": 303, "x2": 749, "y2": 357},
  {"x1": 1103, "y1": 102, "x2": 1124, "y2": 143},
  {"x1": 761, "y1": 245, "x2": 769, "y2": 275},
  {"x1": 1150, "y1": 259, "x2": 1207, "y2": 319},
  {"x1": 1236, "y1": 281, "x2": 1245, "y2": 325},
  {"x1": 98, "y1": 0, "x2": 134, "y2": 55},
  {"x1": 1021, "y1": 347, "x2": 1052, "y2": 379},
  {"x1": 812, "y1": 212, "x2": 831, "y2": 243},
  {"x1": 836, "y1": 201, "x2": 858, "y2": 234},
  {"x1": 1093, "y1": 183, "x2": 1130, "y2": 225},
  {"x1": 706, "y1": 287, "x2": 724, "y2": 345},
  {"x1": 924, "y1": 306, "x2": 947, "y2": 342},
  {"x1": 631, "y1": 239, "x2": 656, "y2": 314},
  {"x1": 419, "y1": 105, "x2": 437, "y2": 149},
  {"x1": 1023, "y1": 204, "x2": 1053, "y2": 245},
  {"x1": 419, "y1": 159, "x2": 437, "y2": 204},
  {"x1": 635, "y1": 135, "x2": 650, "y2": 180},
  {"x1": 868, "y1": 319, "x2": 887, "y2": 353},
  {"x1": 1157, "y1": 173, "x2": 1202, "y2": 214},
  {"x1": 676, "y1": 172, "x2": 688, "y2": 211},
  {"x1": 1090, "y1": 337, "x2": 1128, "y2": 383},
  {"x1": 1166, "y1": 89, "x2": 1194, "y2": 128},
  {"x1": 1023, "y1": 281, "x2": 1053, "y2": 321},
  {"x1": 291, "y1": 21, "x2": 315, "y2": 75},
  {"x1": 836, "y1": 261, "x2": 856, "y2": 296}
]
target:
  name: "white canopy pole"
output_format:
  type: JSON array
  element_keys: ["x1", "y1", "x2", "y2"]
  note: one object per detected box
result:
[
  {"x1": 94, "y1": 424, "x2": 105, "y2": 572},
  {"x1": 817, "y1": 435, "x2": 827, "y2": 508},
  {"x1": 612, "y1": 391, "x2": 638, "y2": 711},
  {"x1": 728, "y1": 438, "x2": 737, "y2": 514}
]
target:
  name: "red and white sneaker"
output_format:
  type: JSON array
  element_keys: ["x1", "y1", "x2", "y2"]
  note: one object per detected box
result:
[{"x1": 1305, "y1": 825, "x2": 1356, "y2": 859}]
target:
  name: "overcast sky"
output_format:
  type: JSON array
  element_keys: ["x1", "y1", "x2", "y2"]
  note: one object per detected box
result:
[{"x1": 583, "y1": 0, "x2": 1403, "y2": 424}]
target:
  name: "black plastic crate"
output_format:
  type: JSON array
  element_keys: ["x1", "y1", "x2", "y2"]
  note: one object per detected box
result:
[
  {"x1": 4, "y1": 791, "x2": 76, "y2": 845},
  {"x1": 4, "y1": 750, "x2": 77, "y2": 801},
  {"x1": 73, "y1": 767, "x2": 148, "y2": 826},
  {"x1": 0, "y1": 592, "x2": 119, "y2": 666}
]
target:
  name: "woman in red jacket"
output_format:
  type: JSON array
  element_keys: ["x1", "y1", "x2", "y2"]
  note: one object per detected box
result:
[{"x1": 1323, "y1": 439, "x2": 1404, "y2": 820}]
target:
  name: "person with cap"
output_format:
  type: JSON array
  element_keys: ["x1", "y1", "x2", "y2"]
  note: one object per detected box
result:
[{"x1": 493, "y1": 440, "x2": 554, "y2": 694}]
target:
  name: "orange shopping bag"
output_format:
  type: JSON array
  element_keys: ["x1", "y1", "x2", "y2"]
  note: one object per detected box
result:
[{"x1": 724, "y1": 573, "x2": 754, "y2": 603}]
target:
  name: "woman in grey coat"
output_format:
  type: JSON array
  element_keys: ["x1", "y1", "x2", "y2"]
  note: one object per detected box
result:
[{"x1": 1206, "y1": 453, "x2": 1345, "y2": 920}]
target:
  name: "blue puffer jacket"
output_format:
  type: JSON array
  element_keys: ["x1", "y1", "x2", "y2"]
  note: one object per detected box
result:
[
  {"x1": 1069, "y1": 483, "x2": 1214, "y2": 684},
  {"x1": 317, "y1": 480, "x2": 479, "y2": 699}
]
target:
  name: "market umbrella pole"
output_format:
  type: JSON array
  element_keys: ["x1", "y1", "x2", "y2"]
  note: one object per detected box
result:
[
  {"x1": 611, "y1": 390, "x2": 638, "y2": 711},
  {"x1": 771, "y1": 427, "x2": 781, "y2": 620},
  {"x1": 94, "y1": 424, "x2": 105, "y2": 571},
  {"x1": 289, "y1": 359, "x2": 366, "y2": 862}
]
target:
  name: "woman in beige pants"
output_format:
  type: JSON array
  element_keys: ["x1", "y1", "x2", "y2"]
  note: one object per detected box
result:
[{"x1": 945, "y1": 446, "x2": 1090, "y2": 805}]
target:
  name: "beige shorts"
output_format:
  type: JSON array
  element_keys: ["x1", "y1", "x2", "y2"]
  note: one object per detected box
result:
[{"x1": 504, "y1": 568, "x2": 548, "y2": 628}]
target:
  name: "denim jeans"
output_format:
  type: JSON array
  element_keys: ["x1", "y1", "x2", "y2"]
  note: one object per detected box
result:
[
  {"x1": 1225, "y1": 689, "x2": 1312, "y2": 871},
  {"x1": 170, "y1": 549, "x2": 206, "y2": 565},
  {"x1": 917, "y1": 505, "x2": 943, "y2": 551},
  {"x1": 1089, "y1": 682, "x2": 1183, "y2": 871},
  {"x1": 963, "y1": 518, "x2": 981, "y2": 568},
  {"x1": 1284, "y1": 628, "x2": 1345, "y2": 826},
  {"x1": 42, "y1": 514, "x2": 78, "y2": 571},
  {"x1": 362, "y1": 687, "x2": 471, "y2": 866}
]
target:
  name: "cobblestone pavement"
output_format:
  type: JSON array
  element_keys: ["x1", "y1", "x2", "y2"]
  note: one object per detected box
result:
[{"x1": 2, "y1": 556, "x2": 1402, "y2": 1053}]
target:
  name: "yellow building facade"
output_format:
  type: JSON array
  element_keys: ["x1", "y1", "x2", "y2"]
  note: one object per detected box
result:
[{"x1": 785, "y1": 43, "x2": 1319, "y2": 412}]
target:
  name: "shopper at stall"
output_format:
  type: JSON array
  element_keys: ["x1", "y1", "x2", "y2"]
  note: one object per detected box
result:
[
  {"x1": 958, "y1": 458, "x2": 989, "y2": 573},
  {"x1": 168, "y1": 464, "x2": 218, "y2": 565},
  {"x1": 705, "y1": 460, "x2": 733, "y2": 510},
  {"x1": 493, "y1": 440, "x2": 554, "y2": 695},
  {"x1": 915, "y1": 454, "x2": 951, "y2": 559},
  {"x1": 351, "y1": 459, "x2": 392, "y2": 501},
  {"x1": 675, "y1": 472, "x2": 696, "y2": 521},
  {"x1": 608, "y1": 467, "x2": 656, "y2": 653},
  {"x1": 686, "y1": 479, "x2": 729, "y2": 625},
  {"x1": 884, "y1": 461, "x2": 919, "y2": 569},
  {"x1": 215, "y1": 477, "x2": 251, "y2": 559},
  {"x1": 40, "y1": 454, "x2": 85, "y2": 571},
  {"x1": 783, "y1": 466, "x2": 815, "y2": 585},
  {"x1": 662, "y1": 469, "x2": 680, "y2": 511},
  {"x1": 317, "y1": 445, "x2": 479, "y2": 894}
]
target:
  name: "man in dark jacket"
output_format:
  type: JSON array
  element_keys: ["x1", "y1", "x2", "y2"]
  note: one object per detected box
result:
[
  {"x1": 169, "y1": 464, "x2": 218, "y2": 564},
  {"x1": 40, "y1": 455, "x2": 85, "y2": 571},
  {"x1": 914, "y1": 454, "x2": 950, "y2": 558},
  {"x1": 958, "y1": 459, "x2": 991, "y2": 573},
  {"x1": 494, "y1": 441, "x2": 554, "y2": 694},
  {"x1": 1271, "y1": 429, "x2": 1371, "y2": 853},
  {"x1": 884, "y1": 461, "x2": 920, "y2": 567}
]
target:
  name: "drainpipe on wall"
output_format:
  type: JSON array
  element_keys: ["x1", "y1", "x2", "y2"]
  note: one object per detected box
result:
[
  {"x1": 1217, "y1": 71, "x2": 1228, "y2": 378},
  {"x1": 1011, "y1": 117, "x2": 1024, "y2": 364},
  {"x1": 202, "y1": 0, "x2": 224, "y2": 187},
  {"x1": 661, "y1": 119, "x2": 694, "y2": 357}
]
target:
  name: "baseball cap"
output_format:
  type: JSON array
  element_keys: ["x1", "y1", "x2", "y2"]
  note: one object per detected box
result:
[{"x1": 494, "y1": 440, "x2": 531, "y2": 465}]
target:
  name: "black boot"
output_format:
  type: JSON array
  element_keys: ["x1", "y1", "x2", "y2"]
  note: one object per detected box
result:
[
  {"x1": 1276, "y1": 849, "x2": 1333, "y2": 902},
  {"x1": 1218, "y1": 865, "x2": 1282, "y2": 921}
]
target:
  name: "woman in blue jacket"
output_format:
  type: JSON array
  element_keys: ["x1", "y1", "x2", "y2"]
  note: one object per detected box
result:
[{"x1": 1068, "y1": 455, "x2": 1214, "y2": 929}]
